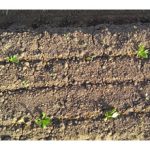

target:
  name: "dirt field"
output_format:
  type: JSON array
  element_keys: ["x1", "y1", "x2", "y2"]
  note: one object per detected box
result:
[{"x1": 0, "y1": 22, "x2": 150, "y2": 140}]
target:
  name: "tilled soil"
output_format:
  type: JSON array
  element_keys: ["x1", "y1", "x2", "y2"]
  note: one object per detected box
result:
[{"x1": 0, "y1": 23, "x2": 150, "y2": 140}]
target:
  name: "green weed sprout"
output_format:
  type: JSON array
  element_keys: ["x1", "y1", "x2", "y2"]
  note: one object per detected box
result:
[
  {"x1": 7, "y1": 55, "x2": 19, "y2": 64},
  {"x1": 22, "y1": 80, "x2": 29, "y2": 88},
  {"x1": 85, "y1": 54, "x2": 96, "y2": 61},
  {"x1": 104, "y1": 109, "x2": 119, "y2": 121},
  {"x1": 137, "y1": 45, "x2": 149, "y2": 59},
  {"x1": 35, "y1": 112, "x2": 52, "y2": 129}
]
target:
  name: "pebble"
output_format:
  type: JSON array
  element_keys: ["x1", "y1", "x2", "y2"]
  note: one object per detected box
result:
[
  {"x1": 139, "y1": 87, "x2": 143, "y2": 91},
  {"x1": 23, "y1": 66, "x2": 27, "y2": 71},
  {"x1": 134, "y1": 82, "x2": 138, "y2": 86},
  {"x1": 19, "y1": 135, "x2": 27, "y2": 140},
  {"x1": 127, "y1": 108, "x2": 134, "y2": 113},
  {"x1": 20, "y1": 53, "x2": 26, "y2": 58},
  {"x1": 3, "y1": 100, "x2": 7, "y2": 105},
  {"x1": 133, "y1": 25, "x2": 137, "y2": 29},
  {"x1": 16, "y1": 129, "x2": 20, "y2": 132},
  {"x1": 2, "y1": 127, "x2": 7, "y2": 131},
  {"x1": 102, "y1": 66, "x2": 106, "y2": 69},
  {"x1": 108, "y1": 132, "x2": 113, "y2": 136},
  {"x1": 8, "y1": 91, "x2": 11, "y2": 94},
  {"x1": 0, "y1": 65, "x2": 5, "y2": 69},
  {"x1": 64, "y1": 63, "x2": 68, "y2": 69},
  {"x1": 27, "y1": 113, "x2": 31, "y2": 116},
  {"x1": 136, "y1": 105, "x2": 143, "y2": 110},
  {"x1": 0, "y1": 98, "x2": 5, "y2": 103},
  {"x1": 86, "y1": 81, "x2": 90, "y2": 84},
  {"x1": 145, "y1": 93, "x2": 150, "y2": 100},
  {"x1": 25, "y1": 62, "x2": 30, "y2": 67},
  {"x1": 138, "y1": 65, "x2": 141, "y2": 69}
]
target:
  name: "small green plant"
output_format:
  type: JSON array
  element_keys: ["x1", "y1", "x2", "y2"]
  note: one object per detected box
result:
[
  {"x1": 35, "y1": 112, "x2": 52, "y2": 129},
  {"x1": 104, "y1": 109, "x2": 119, "y2": 121},
  {"x1": 7, "y1": 55, "x2": 19, "y2": 64},
  {"x1": 137, "y1": 45, "x2": 149, "y2": 59},
  {"x1": 85, "y1": 55, "x2": 96, "y2": 61},
  {"x1": 22, "y1": 80, "x2": 29, "y2": 88}
]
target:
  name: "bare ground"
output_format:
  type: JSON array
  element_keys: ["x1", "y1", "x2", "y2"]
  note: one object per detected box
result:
[{"x1": 0, "y1": 23, "x2": 150, "y2": 140}]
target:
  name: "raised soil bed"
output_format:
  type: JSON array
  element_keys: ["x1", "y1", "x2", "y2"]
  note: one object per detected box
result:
[{"x1": 0, "y1": 11, "x2": 150, "y2": 140}]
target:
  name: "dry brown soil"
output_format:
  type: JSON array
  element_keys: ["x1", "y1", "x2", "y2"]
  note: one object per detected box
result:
[{"x1": 0, "y1": 23, "x2": 150, "y2": 140}]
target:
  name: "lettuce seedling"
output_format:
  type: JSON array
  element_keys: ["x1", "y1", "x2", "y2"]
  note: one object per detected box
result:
[
  {"x1": 85, "y1": 54, "x2": 96, "y2": 61},
  {"x1": 104, "y1": 109, "x2": 119, "y2": 121},
  {"x1": 22, "y1": 80, "x2": 29, "y2": 88},
  {"x1": 35, "y1": 112, "x2": 52, "y2": 129},
  {"x1": 137, "y1": 45, "x2": 149, "y2": 59},
  {"x1": 7, "y1": 55, "x2": 19, "y2": 64}
]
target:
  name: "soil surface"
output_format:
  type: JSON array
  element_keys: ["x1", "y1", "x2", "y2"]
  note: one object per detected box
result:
[{"x1": 1, "y1": 23, "x2": 150, "y2": 140}]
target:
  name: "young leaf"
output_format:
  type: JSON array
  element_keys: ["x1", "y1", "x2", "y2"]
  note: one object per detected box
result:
[
  {"x1": 42, "y1": 112, "x2": 46, "y2": 119},
  {"x1": 104, "y1": 108, "x2": 119, "y2": 121},
  {"x1": 7, "y1": 55, "x2": 19, "y2": 64},
  {"x1": 137, "y1": 45, "x2": 149, "y2": 59},
  {"x1": 35, "y1": 112, "x2": 52, "y2": 129},
  {"x1": 112, "y1": 112, "x2": 119, "y2": 118}
]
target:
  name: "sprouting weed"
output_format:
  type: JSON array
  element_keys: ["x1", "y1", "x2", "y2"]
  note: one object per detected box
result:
[
  {"x1": 85, "y1": 55, "x2": 96, "y2": 61},
  {"x1": 137, "y1": 45, "x2": 149, "y2": 59},
  {"x1": 22, "y1": 80, "x2": 29, "y2": 88},
  {"x1": 104, "y1": 109, "x2": 119, "y2": 121},
  {"x1": 35, "y1": 112, "x2": 52, "y2": 129},
  {"x1": 7, "y1": 55, "x2": 19, "y2": 64}
]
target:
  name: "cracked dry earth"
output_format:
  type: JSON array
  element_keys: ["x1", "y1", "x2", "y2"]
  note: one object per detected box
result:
[{"x1": 0, "y1": 23, "x2": 150, "y2": 140}]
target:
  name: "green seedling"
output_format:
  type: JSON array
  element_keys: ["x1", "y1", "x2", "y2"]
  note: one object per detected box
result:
[
  {"x1": 137, "y1": 45, "x2": 149, "y2": 59},
  {"x1": 22, "y1": 80, "x2": 29, "y2": 88},
  {"x1": 85, "y1": 55, "x2": 96, "y2": 61},
  {"x1": 104, "y1": 109, "x2": 119, "y2": 122},
  {"x1": 35, "y1": 112, "x2": 52, "y2": 129},
  {"x1": 7, "y1": 55, "x2": 19, "y2": 64}
]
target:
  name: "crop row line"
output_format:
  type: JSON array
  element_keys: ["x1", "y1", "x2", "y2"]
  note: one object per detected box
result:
[
  {"x1": 1, "y1": 78, "x2": 150, "y2": 94},
  {"x1": 0, "y1": 53, "x2": 144, "y2": 65},
  {"x1": 2, "y1": 109, "x2": 150, "y2": 129}
]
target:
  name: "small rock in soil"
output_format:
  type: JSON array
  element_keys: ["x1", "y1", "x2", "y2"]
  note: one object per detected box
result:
[
  {"x1": 20, "y1": 53, "x2": 26, "y2": 58},
  {"x1": 25, "y1": 62, "x2": 30, "y2": 67},
  {"x1": 16, "y1": 129, "x2": 20, "y2": 132},
  {"x1": 19, "y1": 135, "x2": 27, "y2": 140},
  {"x1": 127, "y1": 108, "x2": 134, "y2": 113},
  {"x1": 8, "y1": 91, "x2": 11, "y2": 94},
  {"x1": 23, "y1": 66, "x2": 28, "y2": 71},
  {"x1": 0, "y1": 98, "x2": 5, "y2": 103}
]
